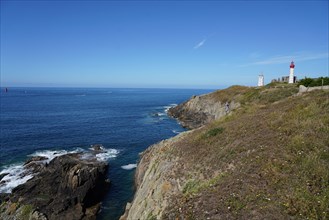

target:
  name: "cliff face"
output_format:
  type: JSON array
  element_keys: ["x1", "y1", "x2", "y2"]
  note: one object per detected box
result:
[
  {"x1": 120, "y1": 133, "x2": 189, "y2": 220},
  {"x1": 168, "y1": 86, "x2": 247, "y2": 129},
  {"x1": 123, "y1": 86, "x2": 329, "y2": 220},
  {"x1": 168, "y1": 95, "x2": 240, "y2": 129}
]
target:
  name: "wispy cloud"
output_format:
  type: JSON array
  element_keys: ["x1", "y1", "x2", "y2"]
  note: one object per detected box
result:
[
  {"x1": 194, "y1": 39, "x2": 206, "y2": 49},
  {"x1": 243, "y1": 52, "x2": 328, "y2": 66}
]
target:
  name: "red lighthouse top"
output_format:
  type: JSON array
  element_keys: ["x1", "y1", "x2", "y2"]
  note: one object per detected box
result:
[{"x1": 290, "y1": 61, "x2": 295, "y2": 68}]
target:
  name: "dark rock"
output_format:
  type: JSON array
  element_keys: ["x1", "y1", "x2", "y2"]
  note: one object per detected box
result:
[
  {"x1": 167, "y1": 94, "x2": 239, "y2": 129},
  {"x1": 91, "y1": 144, "x2": 103, "y2": 151},
  {"x1": 0, "y1": 173, "x2": 9, "y2": 181},
  {"x1": 8, "y1": 153, "x2": 109, "y2": 220},
  {"x1": 21, "y1": 156, "x2": 49, "y2": 175},
  {"x1": 23, "y1": 158, "x2": 49, "y2": 174},
  {"x1": 85, "y1": 203, "x2": 101, "y2": 220},
  {"x1": 0, "y1": 193, "x2": 10, "y2": 203},
  {"x1": 24, "y1": 156, "x2": 48, "y2": 166},
  {"x1": 168, "y1": 102, "x2": 210, "y2": 129}
]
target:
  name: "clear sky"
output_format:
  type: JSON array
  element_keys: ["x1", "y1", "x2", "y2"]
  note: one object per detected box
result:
[{"x1": 1, "y1": 0, "x2": 328, "y2": 89}]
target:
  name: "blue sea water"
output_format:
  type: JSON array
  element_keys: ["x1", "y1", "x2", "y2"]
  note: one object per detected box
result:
[{"x1": 0, "y1": 87, "x2": 212, "y2": 219}]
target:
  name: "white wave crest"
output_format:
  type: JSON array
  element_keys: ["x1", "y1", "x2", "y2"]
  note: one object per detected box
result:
[
  {"x1": 95, "y1": 148, "x2": 119, "y2": 162},
  {"x1": 29, "y1": 148, "x2": 84, "y2": 163},
  {"x1": 0, "y1": 164, "x2": 33, "y2": 193},
  {"x1": 164, "y1": 104, "x2": 177, "y2": 113},
  {"x1": 172, "y1": 130, "x2": 181, "y2": 134},
  {"x1": 121, "y1": 164, "x2": 137, "y2": 170},
  {"x1": 0, "y1": 146, "x2": 118, "y2": 193},
  {"x1": 0, "y1": 149, "x2": 84, "y2": 193}
]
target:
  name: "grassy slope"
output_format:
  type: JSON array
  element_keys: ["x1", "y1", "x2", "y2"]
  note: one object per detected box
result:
[{"x1": 163, "y1": 86, "x2": 329, "y2": 219}]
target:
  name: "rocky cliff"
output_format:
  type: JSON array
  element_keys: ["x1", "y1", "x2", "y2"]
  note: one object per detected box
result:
[
  {"x1": 168, "y1": 86, "x2": 249, "y2": 129},
  {"x1": 122, "y1": 86, "x2": 329, "y2": 220},
  {"x1": 0, "y1": 147, "x2": 110, "y2": 220}
]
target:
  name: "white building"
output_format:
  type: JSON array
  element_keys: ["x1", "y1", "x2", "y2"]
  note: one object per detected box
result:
[{"x1": 258, "y1": 74, "x2": 264, "y2": 87}]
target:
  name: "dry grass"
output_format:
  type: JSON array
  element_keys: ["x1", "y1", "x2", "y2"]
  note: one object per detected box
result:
[
  {"x1": 163, "y1": 88, "x2": 329, "y2": 219},
  {"x1": 207, "y1": 85, "x2": 251, "y2": 103}
]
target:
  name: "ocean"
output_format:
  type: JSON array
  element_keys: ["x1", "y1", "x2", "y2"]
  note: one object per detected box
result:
[{"x1": 0, "y1": 87, "x2": 212, "y2": 219}]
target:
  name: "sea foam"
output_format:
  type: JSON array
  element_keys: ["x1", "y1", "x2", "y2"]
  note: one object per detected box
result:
[
  {"x1": 89, "y1": 145, "x2": 119, "y2": 162},
  {"x1": 29, "y1": 148, "x2": 84, "y2": 163},
  {"x1": 0, "y1": 164, "x2": 33, "y2": 193},
  {"x1": 0, "y1": 149, "x2": 84, "y2": 193},
  {"x1": 172, "y1": 130, "x2": 181, "y2": 134},
  {"x1": 164, "y1": 104, "x2": 177, "y2": 113},
  {"x1": 0, "y1": 146, "x2": 118, "y2": 193},
  {"x1": 95, "y1": 148, "x2": 119, "y2": 162},
  {"x1": 121, "y1": 164, "x2": 137, "y2": 170}
]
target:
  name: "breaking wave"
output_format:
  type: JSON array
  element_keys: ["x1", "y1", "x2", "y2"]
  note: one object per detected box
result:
[
  {"x1": 164, "y1": 104, "x2": 177, "y2": 113},
  {"x1": 0, "y1": 164, "x2": 33, "y2": 193},
  {"x1": 0, "y1": 146, "x2": 119, "y2": 193},
  {"x1": 95, "y1": 148, "x2": 119, "y2": 162},
  {"x1": 121, "y1": 164, "x2": 137, "y2": 170},
  {"x1": 172, "y1": 130, "x2": 181, "y2": 134},
  {"x1": 29, "y1": 148, "x2": 84, "y2": 163}
]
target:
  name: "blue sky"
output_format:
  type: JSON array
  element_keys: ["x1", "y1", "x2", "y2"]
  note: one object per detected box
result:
[{"x1": 1, "y1": 1, "x2": 328, "y2": 88}]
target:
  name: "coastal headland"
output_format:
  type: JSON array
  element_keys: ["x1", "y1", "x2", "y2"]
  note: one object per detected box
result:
[{"x1": 121, "y1": 85, "x2": 329, "y2": 219}]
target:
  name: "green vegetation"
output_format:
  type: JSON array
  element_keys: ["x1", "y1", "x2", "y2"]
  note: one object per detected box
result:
[
  {"x1": 266, "y1": 81, "x2": 288, "y2": 87},
  {"x1": 183, "y1": 174, "x2": 226, "y2": 196},
  {"x1": 257, "y1": 87, "x2": 299, "y2": 104},
  {"x1": 239, "y1": 86, "x2": 299, "y2": 105},
  {"x1": 203, "y1": 127, "x2": 224, "y2": 138},
  {"x1": 208, "y1": 85, "x2": 251, "y2": 103},
  {"x1": 0, "y1": 202, "x2": 34, "y2": 219},
  {"x1": 183, "y1": 179, "x2": 201, "y2": 195},
  {"x1": 165, "y1": 87, "x2": 329, "y2": 219},
  {"x1": 208, "y1": 84, "x2": 299, "y2": 106},
  {"x1": 146, "y1": 212, "x2": 157, "y2": 220},
  {"x1": 19, "y1": 204, "x2": 34, "y2": 219},
  {"x1": 298, "y1": 77, "x2": 329, "y2": 87},
  {"x1": 0, "y1": 201, "x2": 7, "y2": 213}
]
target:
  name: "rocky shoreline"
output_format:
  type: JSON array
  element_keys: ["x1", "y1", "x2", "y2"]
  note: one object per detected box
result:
[
  {"x1": 0, "y1": 145, "x2": 110, "y2": 220},
  {"x1": 168, "y1": 93, "x2": 240, "y2": 129}
]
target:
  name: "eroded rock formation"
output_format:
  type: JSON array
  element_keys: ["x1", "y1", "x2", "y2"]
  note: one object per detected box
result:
[
  {"x1": 0, "y1": 152, "x2": 109, "y2": 220},
  {"x1": 168, "y1": 93, "x2": 240, "y2": 129}
]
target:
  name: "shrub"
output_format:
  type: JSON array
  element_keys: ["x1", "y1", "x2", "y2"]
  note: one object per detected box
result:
[
  {"x1": 19, "y1": 204, "x2": 34, "y2": 219},
  {"x1": 183, "y1": 179, "x2": 201, "y2": 195},
  {"x1": 298, "y1": 77, "x2": 314, "y2": 87},
  {"x1": 204, "y1": 127, "x2": 224, "y2": 138},
  {"x1": 298, "y1": 77, "x2": 329, "y2": 87}
]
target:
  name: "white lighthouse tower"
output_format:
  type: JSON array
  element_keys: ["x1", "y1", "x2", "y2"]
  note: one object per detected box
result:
[
  {"x1": 289, "y1": 61, "x2": 295, "y2": 84},
  {"x1": 258, "y1": 74, "x2": 264, "y2": 87}
]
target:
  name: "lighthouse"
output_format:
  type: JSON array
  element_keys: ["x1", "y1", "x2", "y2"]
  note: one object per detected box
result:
[
  {"x1": 289, "y1": 61, "x2": 295, "y2": 84},
  {"x1": 258, "y1": 74, "x2": 264, "y2": 87}
]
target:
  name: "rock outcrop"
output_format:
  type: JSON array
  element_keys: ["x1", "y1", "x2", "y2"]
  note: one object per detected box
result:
[
  {"x1": 0, "y1": 151, "x2": 109, "y2": 220},
  {"x1": 298, "y1": 84, "x2": 329, "y2": 93},
  {"x1": 120, "y1": 132, "x2": 191, "y2": 220},
  {"x1": 168, "y1": 88, "x2": 242, "y2": 129}
]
